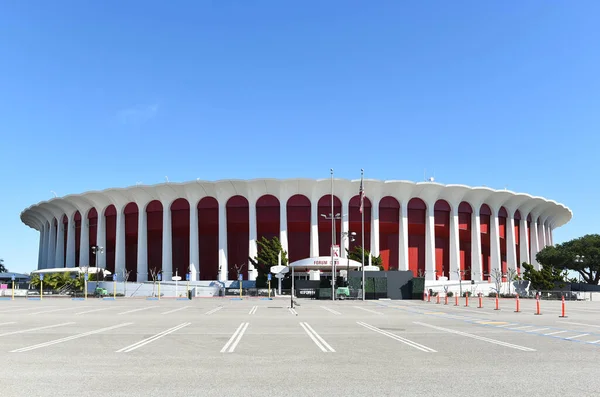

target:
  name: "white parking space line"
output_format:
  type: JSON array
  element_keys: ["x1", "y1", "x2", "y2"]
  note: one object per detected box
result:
[
  {"x1": 590, "y1": 340, "x2": 600, "y2": 344},
  {"x1": 0, "y1": 322, "x2": 74, "y2": 337},
  {"x1": 249, "y1": 306, "x2": 258, "y2": 315},
  {"x1": 205, "y1": 306, "x2": 223, "y2": 315},
  {"x1": 414, "y1": 322, "x2": 535, "y2": 352},
  {"x1": 526, "y1": 328, "x2": 549, "y2": 333},
  {"x1": 220, "y1": 322, "x2": 249, "y2": 353},
  {"x1": 354, "y1": 306, "x2": 383, "y2": 315},
  {"x1": 11, "y1": 323, "x2": 133, "y2": 353},
  {"x1": 321, "y1": 306, "x2": 341, "y2": 315},
  {"x1": 161, "y1": 307, "x2": 190, "y2": 315},
  {"x1": 509, "y1": 325, "x2": 534, "y2": 330},
  {"x1": 564, "y1": 333, "x2": 590, "y2": 340},
  {"x1": 495, "y1": 324, "x2": 517, "y2": 328},
  {"x1": 116, "y1": 322, "x2": 191, "y2": 353},
  {"x1": 0, "y1": 307, "x2": 51, "y2": 314},
  {"x1": 28, "y1": 308, "x2": 72, "y2": 316},
  {"x1": 559, "y1": 321, "x2": 600, "y2": 329},
  {"x1": 0, "y1": 322, "x2": 17, "y2": 326},
  {"x1": 75, "y1": 308, "x2": 112, "y2": 315},
  {"x1": 358, "y1": 322, "x2": 436, "y2": 353},
  {"x1": 117, "y1": 307, "x2": 155, "y2": 315},
  {"x1": 544, "y1": 330, "x2": 567, "y2": 336},
  {"x1": 289, "y1": 307, "x2": 298, "y2": 315},
  {"x1": 300, "y1": 322, "x2": 335, "y2": 352}
]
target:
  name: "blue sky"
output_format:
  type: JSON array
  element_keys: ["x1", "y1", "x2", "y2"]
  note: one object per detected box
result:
[{"x1": 1, "y1": 1, "x2": 599, "y2": 273}]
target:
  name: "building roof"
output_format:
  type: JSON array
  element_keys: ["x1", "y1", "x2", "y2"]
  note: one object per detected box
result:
[
  {"x1": 0, "y1": 272, "x2": 30, "y2": 279},
  {"x1": 20, "y1": 178, "x2": 573, "y2": 230}
]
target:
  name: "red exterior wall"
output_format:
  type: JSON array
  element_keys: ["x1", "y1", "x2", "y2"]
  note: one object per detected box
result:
[
  {"x1": 124, "y1": 203, "x2": 139, "y2": 278},
  {"x1": 146, "y1": 200, "x2": 163, "y2": 279},
  {"x1": 458, "y1": 202, "x2": 472, "y2": 280},
  {"x1": 105, "y1": 206, "x2": 116, "y2": 274},
  {"x1": 171, "y1": 199, "x2": 190, "y2": 279},
  {"x1": 287, "y1": 195, "x2": 310, "y2": 263},
  {"x1": 408, "y1": 198, "x2": 426, "y2": 277},
  {"x1": 349, "y1": 196, "x2": 371, "y2": 253},
  {"x1": 499, "y1": 207, "x2": 508, "y2": 281},
  {"x1": 434, "y1": 200, "x2": 450, "y2": 279},
  {"x1": 88, "y1": 209, "x2": 98, "y2": 268},
  {"x1": 256, "y1": 195, "x2": 280, "y2": 245},
  {"x1": 74, "y1": 211, "x2": 81, "y2": 267},
  {"x1": 318, "y1": 195, "x2": 341, "y2": 257},
  {"x1": 198, "y1": 197, "x2": 219, "y2": 280},
  {"x1": 480, "y1": 204, "x2": 491, "y2": 281},
  {"x1": 379, "y1": 197, "x2": 399, "y2": 270},
  {"x1": 226, "y1": 196, "x2": 249, "y2": 280}
]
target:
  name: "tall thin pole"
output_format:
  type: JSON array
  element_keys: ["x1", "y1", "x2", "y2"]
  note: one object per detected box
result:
[
  {"x1": 361, "y1": 169, "x2": 365, "y2": 301},
  {"x1": 330, "y1": 168, "x2": 335, "y2": 301}
]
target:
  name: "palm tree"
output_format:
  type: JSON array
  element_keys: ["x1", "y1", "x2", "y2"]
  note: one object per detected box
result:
[{"x1": 0, "y1": 259, "x2": 6, "y2": 273}]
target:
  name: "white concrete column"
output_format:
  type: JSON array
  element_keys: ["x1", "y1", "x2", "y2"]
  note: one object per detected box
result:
[
  {"x1": 115, "y1": 207, "x2": 126, "y2": 278},
  {"x1": 398, "y1": 205, "x2": 409, "y2": 271},
  {"x1": 218, "y1": 200, "x2": 228, "y2": 281},
  {"x1": 370, "y1": 199, "x2": 380, "y2": 257},
  {"x1": 279, "y1": 200, "x2": 288, "y2": 254},
  {"x1": 310, "y1": 199, "x2": 319, "y2": 257},
  {"x1": 490, "y1": 210, "x2": 501, "y2": 278},
  {"x1": 248, "y1": 199, "x2": 258, "y2": 281},
  {"x1": 471, "y1": 207, "x2": 483, "y2": 281},
  {"x1": 189, "y1": 203, "x2": 199, "y2": 281},
  {"x1": 65, "y1": 213, "x2": 77, "y2": 268},
  {"x1": 47, "y1": 220, "x2": 56, "y2": 267},
  {"x1": 79, "y1": 215, "x2": 90, "y2": 267},
  {"x1": 425, "y1": 205, "x2": 436, "y2": 280},
  {"x1": 37, "y1": 228, "x2": 45, "y2": 270},
  {"x1": 161, "y1": 203, "x2": 173, "y2": 280},
  {"x1": 506, "y1": 212, "x2": 517, "y2": 273},
  {"x1": 55, "y1": 218, "x2": 65, "y2": 268},
  {"x1": 449, "y1": 206, "x2": 460, "y2": 280},
  {"x1": 341, "y1": 199, "x2": 349, "y2": 258},
  {"x1": 541, "y1": 220, "x2": 547, "y2": 248},
  {"x1": 519, "y1": 218, "x2": 530, "y2": 265},
  {"x1": 40, "y1": 223, "x2": 49, "y2": 269},
  {"x1": 136, "y1": 205, "x2": 148, "y2": 282},
  {"x1": 96, "y1": 211, "x2": 106, "y2": 269},
  {"x1": 530, "y1": 219, "x2": 540, "y2": 269},
  {"x1": 549, "y1": 226, "x2": 553, "y2": 246}
]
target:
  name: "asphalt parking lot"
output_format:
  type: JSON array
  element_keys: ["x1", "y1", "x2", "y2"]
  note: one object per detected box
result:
[{"x1": 1, "y1": 296, "x2": 599, "y2": 397}]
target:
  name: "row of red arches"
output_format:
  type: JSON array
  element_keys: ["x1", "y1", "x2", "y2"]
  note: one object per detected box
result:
[{"x1": 46, "y1": 195, "x2": 536, "y2": 281}]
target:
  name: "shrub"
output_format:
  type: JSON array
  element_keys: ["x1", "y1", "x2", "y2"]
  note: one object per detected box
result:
[
  {"x1": 447, "y1": 291, "x2": 454, "y2": 297},
  {"x1": 488, "y1": 291, "x2": 498, "y2": 297},
  {"x1": 463, "y1": 291, "x2": 472, "y2": 297}
]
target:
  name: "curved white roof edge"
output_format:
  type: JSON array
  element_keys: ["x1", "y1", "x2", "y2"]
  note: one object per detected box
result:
[{"x1": 21, "y1": 178, "x2": 572, "y2": 230}]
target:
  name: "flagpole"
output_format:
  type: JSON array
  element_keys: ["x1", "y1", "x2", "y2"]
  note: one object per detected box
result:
[
  {"x1": 361, "y1": 169, "x2": 365, "y2": 301},
  {"x1": 330, "y1": 168, "x2": 335, "y2": 301}
]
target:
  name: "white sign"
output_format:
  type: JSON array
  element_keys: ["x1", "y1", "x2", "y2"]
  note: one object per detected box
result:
[
  {"x1": 270, "y1": 265, "x2": 289, "y2": 274},
  {"x1": 172, "y1": 276, "x2": 182, "y2": 281},
  {"x1": 331, "y1": 245, "x2": 340, "y2": 257},
  {"x1": 275, "y1": 273, "x2": 285, "y2": 279}
]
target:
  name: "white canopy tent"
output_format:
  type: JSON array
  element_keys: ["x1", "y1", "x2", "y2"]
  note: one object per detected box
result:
[{"x1": 31, "y1": 267, "x2": 112, "y2": 275}]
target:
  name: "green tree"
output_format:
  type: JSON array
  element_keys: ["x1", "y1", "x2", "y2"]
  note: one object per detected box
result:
[
  {"x1": 0, "y1": 259, "x2": 7, "y2": 273},
  {"x1": 536, "y1": 234, "x2": 600, "y2": 284},
  {"x1": 248, "y1": 236, "x2": 288, "y2": 288},
  {"x1": 521, "y1": 262, "x2": 565, "y2": 291},
  {"x1": 346, "y1": 246, "x2": 383, "y2": 270}
]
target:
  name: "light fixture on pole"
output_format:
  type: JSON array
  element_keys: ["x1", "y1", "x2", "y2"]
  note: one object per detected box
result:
[
  {"x1": 91, "y1": 245, "x2": 104, "y2": 291},
  {"x1": 575, "y1": 255, "x2": 584, "y2": 284}
]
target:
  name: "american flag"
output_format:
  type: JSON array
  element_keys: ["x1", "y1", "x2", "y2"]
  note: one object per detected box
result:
[{"x1": 359, "y1": 177, "x2": 365, "y2": 213}]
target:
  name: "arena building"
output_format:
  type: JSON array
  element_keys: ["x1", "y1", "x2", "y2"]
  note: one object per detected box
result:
[{"x1": 20, "y1": 178, "x2": 572, "y2": 283}]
